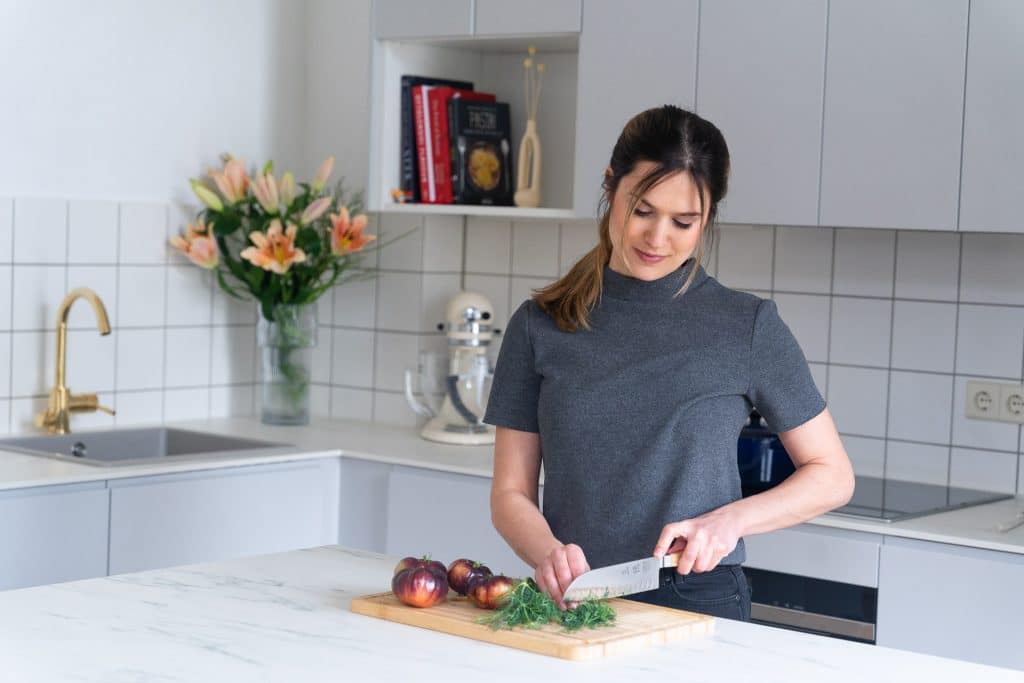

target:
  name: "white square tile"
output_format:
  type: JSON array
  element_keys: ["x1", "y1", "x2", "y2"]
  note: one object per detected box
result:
[
  {"x1": 715, "y1": 224, "x2": 774, "y2": 291},
  {"x1": 374, "y1": 332, "x2": 419, "y2": 392},
  {"x1": 115, "y1": 328, "x2": 165, "y2": 391},
  {"x1": 68, "y1": 200, "x2": 119, "y2": 264},
  {"x1": 772, "y1": 294, "x2": 830, "y2": 363},
  {"x1": 464, "y1": 274, "x2": 511, "y2": 333},
  {"x1": 421, "y1": 273, "x2": 462, "y2": 332},
  {"x1": 956, "y1": 304, "x2": 1024, "y2": 379},
  {"x1": 113, "y1": 389, "x2": 163, "y2": 426},
  {"x1": 331, "y1": 386, "x2": 374, "y2": 421},
  {"x1": 887, "y1": 371, "x2": 952, "y2": 444},
  {"x1": 0, "y1": 333, "x2": 9, "y2": 397},
  {"x1": 960, "y1": 234, "x2": 1024, "y2": 306},
  {"x1": 1018, "y1": 454, "x2": 1024, "y2": 495},
  {"x1": 311, "y1": 325, "x2": 333, "y2": 385},
  {"x1": 559, "y1": 220, "x2": 597, "y2": 276},
  {"x1": 117, "y1": 266, "x2": 165, "y2": 327},
  {"x1": 841, "y1": 435, "x2": 885, "y2": 478},
  {"x1": 333, "y1": 271, "x2": 377, "y2": 328},
  {"x1": 895, "y1": 231, "x2": 960, "y2": 301},
  {"x1": 13, "y1": 198, "x2": 66, "y2": 264},
  {"x1": 12, "y1": 265, "x2": 66, "y2": 330},
  {"x1": 315, "y1": 288, "x2": 334, "y2": 327},
  {"x1": 210, "y1": 385, "x2": 254, "y2": 418},
  {"x1": 165, "y1": 265, "x2": 212, "y2": 326},
  {"x1": 832, "y1": 228, "x2": 896, "y2": 297},
  {"x1": 378, "y1": 213, "x2": 424, "y2": 270},
  {"x1": 119, "y1": 201, "x2": 168, "y2": 264},
  {"x1": 827, "y1": 365, "x2": 888, "y2": 437},
  {"x1": 829, "y1": 297, "x2": 892, "y2": 367},
  {"x1": 310, "y1": 384, "x2": 331, "y2": 417},
  {"x1": 164, "y1": 328, "x2": 211, "y2": 388},
  {"x1": 0, "y1": 266, "x2": 11, "y2": 329},
  {"x1": 10, "y1": 397, "x2": 46, "y2": 433},
  {"x1": 376, "y1": 272, "x2": 422, "y2": 332},
  {"x1": 210, "y1": 326, "x2": 256, "y2": 385},
  {"x1": 511, "y1": 221, "x2": 559, "y2": 278},
  {"x1": 0, "y1": 399, "x2": 9, "y2": 434},
  {"x1": 951, "y1": 376, "x2": 1020, "y2": 452},
  {"x1": 891, "y1": 301, "x2": 957, "y2": 372},
  {"x1": 65, "y1": 329, "x2": 116, "y2": 393},
  {"x1": 885, "y1": 441, "x2": 949, "y2": 485},
  {"x1": 950, "y1": 447, "x2": 1018, "y2": 494},
  {"x1": 373, "y1": 390, "x2": 418, "y2": 427},
  {"x1": 212, "y1": 292, "x2": 256, "y2": 325},
  {"x1": 508, "y1": 276, "x2": 550, "y2": 315},
  {"x1": 809, "y1": 362, "x2": 828, "y2": 397},
  {"x1": 466, "y1": 217, "x2": 512, "y2": 275},
  {"x1": 66, "y1": 266, "x2": 118, "y2": 331},
  {"x1": 0, "y1": 197, "x2": 12, "y2": 263},
  {"x1": 164, "y1": 387, "x2": 210, "y2": 421},
  {"x1": 773, "y1": 226, "x2": 833, "y2": 294},
  {"x1": 332, "y1": 328, "x2": 375, "y2": 388},
  {"x1": 422, "y1": 215, "x2": 463, "y2": 272},
  {"x1": 10, "y1": 331, "x2": 53, "y2": 397}
]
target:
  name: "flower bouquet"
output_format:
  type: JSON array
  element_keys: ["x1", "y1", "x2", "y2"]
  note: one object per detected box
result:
[{"x1": 170, "y1": 155, "x2": 375, "y2": 425}]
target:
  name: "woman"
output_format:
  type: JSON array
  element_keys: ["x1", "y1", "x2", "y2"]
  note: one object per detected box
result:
[{"x1": 483, "y1": 105, "x2": 854, "y2": 621}]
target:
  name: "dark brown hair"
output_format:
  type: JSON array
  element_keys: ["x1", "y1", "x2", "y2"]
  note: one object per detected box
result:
[{"x1": 535, "y1": 105, "x2": 730, "y2": 332}]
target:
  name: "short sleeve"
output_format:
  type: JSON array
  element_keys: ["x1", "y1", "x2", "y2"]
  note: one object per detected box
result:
[
  {"x1": 483, "y1": 300, "x2": 542, "y2": 433},
  {"x1": 746, "y1": 299, "x2": 826, "y2": 433}
]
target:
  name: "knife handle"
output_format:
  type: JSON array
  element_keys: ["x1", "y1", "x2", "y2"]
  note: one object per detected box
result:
[{"x1": 660, "y1": 552, "x2": 682, "y2": 569}]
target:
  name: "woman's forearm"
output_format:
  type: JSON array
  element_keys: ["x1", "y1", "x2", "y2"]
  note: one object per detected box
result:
[{"x1": 491, "y1": 489, "x2": 562, "y2": 569}]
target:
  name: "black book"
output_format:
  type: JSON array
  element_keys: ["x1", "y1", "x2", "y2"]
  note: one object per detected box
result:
[
  {"x1": 448, "y1": 100, "x2": 513, "y2": 206},
  {"x1": 400, "y1": 75, "x2": 473, "y2": 203}
]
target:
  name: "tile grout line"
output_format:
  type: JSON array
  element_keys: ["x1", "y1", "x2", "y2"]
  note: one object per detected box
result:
[
  {"x1": 947, "y1": 232, "x2": 965, "y2": 488},
  {"x1": 159, "y1": 203, "x2": 169, "y2": 423},
  {"x1": 880, "y1": 231, "x2": 898, "y2": 484},
  {"x1": 112, "y1": 203, "x2": 122, "y2": 422},
  {"x1": 824, "y1": 227, "x2": 836, "y2": 410},
  {"x1": 6, "y1": 200, "x2": 16, "y2": 433}
]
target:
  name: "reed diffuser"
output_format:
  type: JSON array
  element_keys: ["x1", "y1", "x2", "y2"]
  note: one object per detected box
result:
[{"x1": 514, "y1": 45, "x2": 545, "y2": 208}]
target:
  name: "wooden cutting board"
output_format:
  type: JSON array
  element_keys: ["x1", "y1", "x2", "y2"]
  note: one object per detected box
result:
[{"x1": 350, "y1": 591, "x2": 714, "y2": 661}]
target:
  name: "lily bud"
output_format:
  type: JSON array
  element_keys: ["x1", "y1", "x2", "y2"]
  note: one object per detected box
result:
[
  {"x1": 190, "y1": 179, "x2": 224, "y2": 212},
  {"x1": 300, "y1": 196, "x2": 331, "y2": 225},
  {"x1": 279, "y1": 171, "x2": 297, "y2": 207},
  {"x1": 312, "y1": 155, "x2": 335, "y2": 193}
]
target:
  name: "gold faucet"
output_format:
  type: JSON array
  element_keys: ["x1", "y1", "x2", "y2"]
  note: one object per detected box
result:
[{"x1": 35, "y1": 287, "x2": 116, "y2": 434}]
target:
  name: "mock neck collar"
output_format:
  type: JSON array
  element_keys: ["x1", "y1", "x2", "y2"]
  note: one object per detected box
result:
[{"x1": 601, "y1": 258, "x2": 707, "y2": 303}]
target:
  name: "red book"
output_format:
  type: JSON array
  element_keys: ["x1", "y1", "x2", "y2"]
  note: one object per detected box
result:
[
  {"x1": 427, "y1": 87, "x2": 495, "y2": 203},
  {"x1": 412, "y1": 84, "x2": 437, "y2": 202}
]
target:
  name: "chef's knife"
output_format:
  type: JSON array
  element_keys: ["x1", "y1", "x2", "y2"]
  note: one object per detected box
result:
[{"x1": 562, "y1": 552, "x2": 682, "y2": 602}]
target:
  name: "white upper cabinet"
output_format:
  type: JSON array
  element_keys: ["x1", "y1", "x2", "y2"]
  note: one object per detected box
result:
[
  {"x1": 958, "y1": 0, "x2": 1024, "y2": 233},
  {"x1": 697, "y1": 0, "x2": 827, "y2": 227},
  {"x1": 820, "y1": 0, "x2": 969, "y2": 230},
  {"x1": 475, "y1": 0, "x2": 581, "y2": 36},
  {"x1": 573, "y1": 0, "x2": 699, "y2": 219},
  {"x1": 373, "y1": 0, "x2": 473, "y2": 39}
]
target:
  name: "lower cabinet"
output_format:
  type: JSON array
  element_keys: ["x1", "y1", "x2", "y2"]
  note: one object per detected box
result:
[
  {"x1": 108, "y1": 459, "x2": 340, "y2": 574},
  {"x1": 338, "y1": 457, "x2": 390, "y2": 554},
  {"x1": 0, "y1": 481, "x2": 109, "y2": 591},
  {"x1": 876, "y1": 537, "x2": 1024, "y2": 670}
]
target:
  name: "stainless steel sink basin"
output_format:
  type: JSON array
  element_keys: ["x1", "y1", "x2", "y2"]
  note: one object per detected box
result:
[{"x1": 0, "y1": 428, "x2": 291, "y2": 467}]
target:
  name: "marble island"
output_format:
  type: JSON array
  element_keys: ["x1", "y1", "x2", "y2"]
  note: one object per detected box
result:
[{"x1": 0, "y1": 545, "x2": 1018, "y2": 682}]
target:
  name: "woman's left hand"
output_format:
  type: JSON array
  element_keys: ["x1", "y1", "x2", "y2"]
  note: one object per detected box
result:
[{"x1": 652, "y1": 506, "x2": 743, "y2": 574}]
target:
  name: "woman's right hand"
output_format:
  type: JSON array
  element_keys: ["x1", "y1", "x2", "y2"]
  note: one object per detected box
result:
[{"x1": 535, "y1": 543, "x2": 590, "y2": 610}]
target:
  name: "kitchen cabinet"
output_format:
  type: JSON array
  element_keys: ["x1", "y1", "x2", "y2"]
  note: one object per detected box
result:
[
  {"x1": 877, "y1": 536, "x2": 1024, "y2": 670},
  {"x1": 696, "y1": 0, "x2": 827, "y2": 227},
  {"x1": 958, "y1": 0, "x2": 1024, "y2": 233},
  {"x1": 338, "y1": 457, "x2": 390, "y2": 554},
  {"x1": 0, "y1": 481, "x2": 108, "y2": 591},
  {"x1": 108, "y1": 459, "x2": 340, "y2": 575},
  {"x1": 385, "y1": 465, "x2": 534, "y2": 577},
  {"x1": 373, "y1": 0, "x2": 473, "y2": 39},
  {"x1": 572, "y1": 0, "x2": 699, "y2": 220},
  {"x1": 475, "y1": 0, "x2": 580, "y2": 36},
  {"x1": 819, "y1": 0, "x2": 969, "y2": 230}
]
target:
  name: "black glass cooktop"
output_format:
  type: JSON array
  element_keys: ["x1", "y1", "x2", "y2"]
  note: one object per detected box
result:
[{"x1": 828, "y1": 475, "x2": 1012, "y2": 523}]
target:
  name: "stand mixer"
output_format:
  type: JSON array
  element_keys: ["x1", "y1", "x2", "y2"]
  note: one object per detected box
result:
[{"x1": 404, "y1": 291, "x2": 497, "y2": 445}]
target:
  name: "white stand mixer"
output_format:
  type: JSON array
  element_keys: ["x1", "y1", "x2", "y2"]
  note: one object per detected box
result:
[{"x1": 404, "y1": 292, "x2": 497, "y2": 445}]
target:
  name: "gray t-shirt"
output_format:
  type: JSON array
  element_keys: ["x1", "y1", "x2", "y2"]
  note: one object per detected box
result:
[{"x1": 483, "y1": 260, "x2": 826, "y2": 569}]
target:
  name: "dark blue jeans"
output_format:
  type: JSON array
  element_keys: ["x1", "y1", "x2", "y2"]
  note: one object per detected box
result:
[{"x1": 625, "y1": 564, "x2": 752, "y2": 621}]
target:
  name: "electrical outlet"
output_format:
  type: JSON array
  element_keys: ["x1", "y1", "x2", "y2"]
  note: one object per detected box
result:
[
  {"x1": 966, "y1": 380, "x2": 1001, "y2": 420},
  {"x1": 998, "y1": 383, "x2": 1024, "y2": 424}
]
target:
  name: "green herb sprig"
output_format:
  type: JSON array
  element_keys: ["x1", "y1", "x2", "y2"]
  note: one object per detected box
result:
[{"x1": 478, "y1": 579, "x2": 616, "y2": 632}]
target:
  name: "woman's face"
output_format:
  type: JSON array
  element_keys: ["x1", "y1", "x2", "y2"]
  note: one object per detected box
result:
[{"x1": 607, "y1": 161, "x2": 707, "y2": 281}]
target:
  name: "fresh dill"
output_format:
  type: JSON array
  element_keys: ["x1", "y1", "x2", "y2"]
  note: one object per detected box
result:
[{"x1": 477, "y1": 578, "x2": 616, "y2": 632}]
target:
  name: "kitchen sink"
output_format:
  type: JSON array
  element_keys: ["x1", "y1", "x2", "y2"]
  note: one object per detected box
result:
[{"x1": 0, "y1": 428, "x2": 292, "y2": 467}]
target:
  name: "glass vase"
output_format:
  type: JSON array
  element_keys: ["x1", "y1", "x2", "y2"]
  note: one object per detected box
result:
[{"x1": 257, "y1": 303, "x2": 318, "y2": 426}]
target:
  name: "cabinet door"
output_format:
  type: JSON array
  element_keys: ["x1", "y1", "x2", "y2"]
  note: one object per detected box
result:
[
  {"x1": 0, "y1": 482, "x2": 108, "y2": 591},
  {"x1": 338, "y1": 457, "x2": 391, "y2": 554},
  {"x1": 373, "y1": 0, "x2": 473, "y2": 39},
  {"x1": 877, "y1": 537, "x2": 1024, "y2": 670},
  {"x1": 743, "y1": 524, "x2": 881, "y2": 587},
  {"x1": 820, "y1": 0, "x2": 968, "y2": 230},
  {"x1": 958, "y1": 0, "x2": 1024, "y2": 232},
  {"x1": 475, "y1": 0, "x2": 580, "y2": 35},
  {"x1": 697, "y1": 0, "x2": 827, "y2": 227},
  {"x1": 385, "y1": 466, "x2": 532, "y2": 577},
  {"x1": 108, "y1": 459, "x2": 340, "y2": 575},
  {"x1": 573, "y1": 0, "x2": 699, "y2": 219}
]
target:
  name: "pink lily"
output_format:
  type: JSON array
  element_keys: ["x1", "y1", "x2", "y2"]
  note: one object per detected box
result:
[
  {"x1": 251, "y1": 172, "x2": 280, "y2": 213},
  {"x1": 300, "y1": 197, "x2": 331, "y2": 226},
  {"x1": 209, "y1": 158, "x2": 249, "y2": 205},
  {"x1": 240, "y1": 219, "x2": 307, "y2": 274},
  {"x1": 330, "y1": 207, "x2": 375, "y2": 256},
  {"x1": 312, "y1": 155, "x2": 335, "y2": 193},
  {"x1": 279, "y1": 171, "x2": 296, "y2": 207},
  {"x1": 169, "y1": 219, "x2": 219, "y2": 269}
]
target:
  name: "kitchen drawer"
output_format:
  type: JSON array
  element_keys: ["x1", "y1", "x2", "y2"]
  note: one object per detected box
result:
[{"x1": 743, "y1": 524, "x2": 882, "y2": 587}]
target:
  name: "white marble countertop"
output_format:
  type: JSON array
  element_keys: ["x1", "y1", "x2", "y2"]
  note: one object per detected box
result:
[
  {"x1": 1, "y1": 416, "x2": 1023, "y2": 555},
  {"x1": 0, "y1": 545, "x2": 1018, "y2": 682}
]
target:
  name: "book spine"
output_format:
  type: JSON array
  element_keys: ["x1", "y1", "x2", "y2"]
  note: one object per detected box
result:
[
  {"x1": 412, "y1": 86, "x2": 435, "y2": 203},
  {"x1": 429, "y1": 93, "x2": 452, "y2": 204},
  {"x1": 400, "y1": 78, "x2": 420, "y2": 203},
  {"x1": 448, "y1": 99, "x2": 462, "y2": 204}
]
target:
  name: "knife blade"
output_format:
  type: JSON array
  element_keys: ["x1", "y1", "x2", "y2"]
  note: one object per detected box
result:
[{"x1": 561, "y1": 551, "x2": 681, "y2": 602}]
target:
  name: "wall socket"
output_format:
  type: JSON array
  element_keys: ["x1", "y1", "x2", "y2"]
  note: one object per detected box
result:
[{"x1": 966, "y1": 380, "x2": 1024, "y2": 424}]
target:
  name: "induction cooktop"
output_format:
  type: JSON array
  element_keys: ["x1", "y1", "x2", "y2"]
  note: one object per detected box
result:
[{"x1": 828, "y1": 475, "x2": 1012, "y2": 523}]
